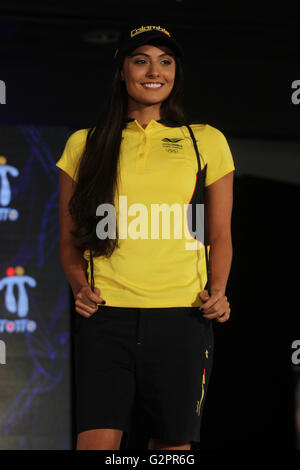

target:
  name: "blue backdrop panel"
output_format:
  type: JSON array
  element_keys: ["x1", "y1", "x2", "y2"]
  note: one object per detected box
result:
[{"x1": 0, "y1": 124, "x2": 72, "y2": 450}]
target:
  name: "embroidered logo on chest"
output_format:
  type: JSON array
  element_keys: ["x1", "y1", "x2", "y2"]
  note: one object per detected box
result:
[{"x1": 161, "y1": 137, "x2": 183, "y2": 153}]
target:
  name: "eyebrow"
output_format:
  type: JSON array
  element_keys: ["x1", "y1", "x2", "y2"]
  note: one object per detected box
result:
[{"x1": 129, "y1": 52, "x2": 174, "y2": 58}]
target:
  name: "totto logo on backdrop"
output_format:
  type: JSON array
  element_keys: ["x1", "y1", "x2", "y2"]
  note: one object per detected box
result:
[
  {"x1": 0, "y1": 156, "x2": 19, "y2": 222},
  {"x1": 0, "y1": 266, "x2": 37, "y2": 334}
]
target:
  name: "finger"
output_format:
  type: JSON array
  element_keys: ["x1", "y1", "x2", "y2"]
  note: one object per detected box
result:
[
  {"x1": 216, "y1": 314, "x2": 229, "y2": 323},
  {"x1": 75, "y1": 306, "x2": 93, "y2": 318},
  {"x1": 202, "y1": 302, "x2": 228, "y2": 319},
  {"x1": 201, "y1": 296, "x2": 224, "y2": 314},
  {"x1": 216, "y1": 316, "x2": 229, "y2": 323},
  {"x1": 75, "y1": 298, "x2": 98, "y2": 314},
  {"x1": 81, "y1": 296, "x2": 100, "y2": 309},
  {"x1": 216, "y1": 309, "x2": 231, "y2": 323},
  {"x1": 198, "y1": 290, "x2": 209, "y2": 301},
  {"x1": 202, "y1": 311, "x2": 224, "y2": 320},
  {"x1": 79, "y1": 288, "x2": 105, "y2": 307},
  {"x1": 88, "y1": 290, "x2": 106, "y2": 305},
  {"x1": 203, "y1": 295, "x2": 229, "y2": 314},
  {"x1": 86, "y1": 295, "x2": 105, "y2": 308},
  {"x1": 200, "y1": 294, "x2": 223, "y2": 311}
]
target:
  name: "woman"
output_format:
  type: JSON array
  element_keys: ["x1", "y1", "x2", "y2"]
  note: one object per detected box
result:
[{"x1": 56, "y1": 24, "x2": 235, "y2": 451}]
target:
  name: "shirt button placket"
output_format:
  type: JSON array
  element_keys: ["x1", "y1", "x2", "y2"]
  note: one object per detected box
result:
[
  {"x1": 136, "y1": 132, "x2": 146, "y2": 169},
  {"x1": 141, "y1": 133, "x2": 146, "y2": 153}
]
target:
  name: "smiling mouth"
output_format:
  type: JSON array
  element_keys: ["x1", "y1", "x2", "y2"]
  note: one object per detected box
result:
[{"x1": 141, "y1": 83, "x2": 164, "y2": 89}]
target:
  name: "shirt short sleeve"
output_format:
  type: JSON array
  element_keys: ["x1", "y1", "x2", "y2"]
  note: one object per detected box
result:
[
  {"x1": 200, "y1": 124, "x2": 235, "y2": 187},
  {"x1": 56, "y1": 129, "x2": 89, "y2": 182}
]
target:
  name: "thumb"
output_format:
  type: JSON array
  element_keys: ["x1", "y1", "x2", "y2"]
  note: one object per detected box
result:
[
  {"x1": 199, "y1": 290, "x2": 210, "y2": 302},
  {"x1": 94, "y1": 287, "x2": 101, "y2": 297},
  {"x1": 91, "y1": 287, "x2": 105, "y2": 305},
  {"x1": 93, "y1": 287, "x2": 101, "y2": 297}
]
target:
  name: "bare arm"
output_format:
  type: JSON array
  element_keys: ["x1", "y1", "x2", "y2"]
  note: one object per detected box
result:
[
  {"x1": 198, "y1": 171, "x2": 233, "y2": 323},
  {"x1": 205, "y1": 170, "x2": 234, "y2": 295},
  {"x1": 58, "y1": 169, "x2": 105, "y2": 317},
  {"x1": 58, "y1": 169, "x2": 89, "y2": 298}
]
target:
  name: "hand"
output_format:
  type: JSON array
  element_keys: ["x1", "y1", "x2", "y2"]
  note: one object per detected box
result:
[
  {"x1": 198, "y1": 289, "x2": 231, "y2": 323},
  {"x1": 74, "y1": 286, "x2": 106, "y2": 318}
]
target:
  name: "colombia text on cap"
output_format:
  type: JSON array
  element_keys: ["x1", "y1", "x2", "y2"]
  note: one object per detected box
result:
[{"x1": 113, "y1": 25, "x2": 183, "y2": 64}]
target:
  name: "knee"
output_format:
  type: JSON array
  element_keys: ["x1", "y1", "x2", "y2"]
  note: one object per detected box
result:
[
  {"x1": 148, "y1": 438, "x2": 191, "y2": 450},
  {"x1": 76, "y1": 428, "x2": 123, "y2": 450}
]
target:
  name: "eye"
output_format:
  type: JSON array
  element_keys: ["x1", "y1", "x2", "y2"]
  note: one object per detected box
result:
[{"x1": 134, "y1": 59, "x2": 173, "y2": 65}]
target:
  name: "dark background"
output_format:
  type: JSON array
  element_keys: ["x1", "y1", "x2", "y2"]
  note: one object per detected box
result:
[
  {"x1": 0, "y1": 0, "x2": 299, "y2": 450},
  {"x1": 0, "y1": 1, "x2": 299, "y2": 139}
]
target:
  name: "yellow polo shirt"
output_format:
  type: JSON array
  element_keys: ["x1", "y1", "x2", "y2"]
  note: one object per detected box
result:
[{"x1": 56, "y1": 118, "x2": 235, "y2": 308}]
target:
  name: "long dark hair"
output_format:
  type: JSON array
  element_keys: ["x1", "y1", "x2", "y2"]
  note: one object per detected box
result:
[{"x1": 69, "y1": 40, "x2": 191, "y2": 258}]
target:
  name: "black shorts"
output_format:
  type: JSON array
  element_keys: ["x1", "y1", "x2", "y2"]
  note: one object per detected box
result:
[{"x1": 73, "y1": 306, "x2": 214, "y2": 443}]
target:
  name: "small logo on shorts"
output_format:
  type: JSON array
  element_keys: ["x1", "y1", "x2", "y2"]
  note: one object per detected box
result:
[
  {"x1": 205, "y1": 349, "x2": 208, "y2": 359},
  {"x1": 196, "y1": 368, "x2": 206, "y2": 416}
]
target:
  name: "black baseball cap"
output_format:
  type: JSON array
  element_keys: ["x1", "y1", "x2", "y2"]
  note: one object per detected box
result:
[{"x1": 113, "y1": 25, "x2": 183, "y2": 65}]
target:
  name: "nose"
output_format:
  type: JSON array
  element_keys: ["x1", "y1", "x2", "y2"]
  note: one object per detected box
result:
[{"x1": 146, "y1": 62, "x2": 160, "y2": 78}]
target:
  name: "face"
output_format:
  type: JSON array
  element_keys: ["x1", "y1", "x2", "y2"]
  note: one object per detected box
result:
[{"x1": 120, "y1": 44, "x2": 176, "y2": 107}]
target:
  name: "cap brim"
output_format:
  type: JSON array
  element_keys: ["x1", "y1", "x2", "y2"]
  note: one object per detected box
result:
[{"x1": 122, "y1": 32, "x2": 183, "y2": 58}]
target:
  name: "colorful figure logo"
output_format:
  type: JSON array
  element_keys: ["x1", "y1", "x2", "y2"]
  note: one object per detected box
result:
[
  {"x1": 0, "y1": 156, "x2": 19, "y2": 221},
  {"x1": 0, "y1": 266, "x2": 37, "y2": 333}
]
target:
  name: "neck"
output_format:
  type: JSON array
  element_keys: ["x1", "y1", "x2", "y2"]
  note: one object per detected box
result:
[{"x1": 126, "y1": 102, "x2": 163, "y2": 128}]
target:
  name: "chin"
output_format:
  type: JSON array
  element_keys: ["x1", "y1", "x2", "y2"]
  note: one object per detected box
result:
[
  {"x1": 139, "y1": 92, "x2": 170, "y2": 105},
  {"x1": 143, "y1": 99, "x2": 164, "y2": 106}
]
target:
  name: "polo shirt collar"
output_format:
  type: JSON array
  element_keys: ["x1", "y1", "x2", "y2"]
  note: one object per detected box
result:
[{"x1": 123, "y1": 117, "x2": 181, "y2": 129}]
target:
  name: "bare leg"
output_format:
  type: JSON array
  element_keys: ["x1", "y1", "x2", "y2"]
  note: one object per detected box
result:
[{"x1": 76, "y1": 428, "x2": 123, "y2": 450}]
